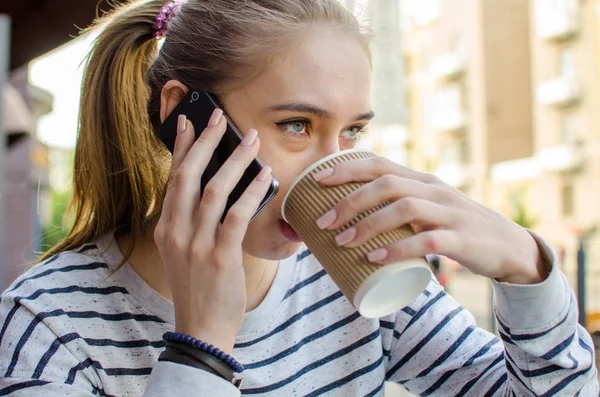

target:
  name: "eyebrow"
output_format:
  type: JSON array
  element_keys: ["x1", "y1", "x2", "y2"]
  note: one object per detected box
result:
[{"x1": 268, "y1": 102, "x2": 375, "y2": 122}]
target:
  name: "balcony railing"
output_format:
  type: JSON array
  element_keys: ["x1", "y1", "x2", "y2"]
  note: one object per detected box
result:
[
  {"x1": 537, "y1": 77, "x2": 579, "y2": 108},
  {"x1": 432, "y1": 111, "x2": 467, "y2": 134},
  {"x1": 535, "y1": 0, "x2": 579, "y2": 41},
  {"x1": 434, "y1": 162, "x2": 472, "y2": 188},
  {"x1": 537, "y1": 143, "x2": 583, "y2": 172},
  {"x1": 430, "y1": 53, "x2": 464, "y2": 80}
]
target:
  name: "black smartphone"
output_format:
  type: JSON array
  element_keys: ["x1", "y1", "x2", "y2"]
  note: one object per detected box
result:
[{"x1": 159, "y1": 89, "x2": 279, "y2": 223}]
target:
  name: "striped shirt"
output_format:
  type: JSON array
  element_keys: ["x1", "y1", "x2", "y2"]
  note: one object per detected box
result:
[{"x1": 0, "y1": 233, "x2": 597, "y2": 396}]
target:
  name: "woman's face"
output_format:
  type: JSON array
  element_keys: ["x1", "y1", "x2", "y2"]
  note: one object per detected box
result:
[{"x1": 222, "y1": 30, "x2": 373, "y2": 260}]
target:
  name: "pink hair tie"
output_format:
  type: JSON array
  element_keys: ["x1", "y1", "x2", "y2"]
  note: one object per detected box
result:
[{"x1": 152, "y1": 0, "x2": 183, "y2": 39}]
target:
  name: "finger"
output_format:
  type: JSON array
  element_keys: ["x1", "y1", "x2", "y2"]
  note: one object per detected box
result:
[
  {"x1": 160, "y1": 114, "x2": 196, "y2": 225},
  {"x1": 216, "y1": 166, "x2": 273, "y2": 250},
  {"x1": 317, "y1": 175, "x2": 447, "y2": 230},
  {"x1": 169, "y1": 109, "x2": 226, "y2": 229},
  {"x1": 313, "y1": 157, "x2": 440, "y2": 186},
  {"x1": 366, "y1": 229, "x2": 459, "y2": 265},
  {"x1": 194, "y1": 129, "x2": 260, "y2": 237},
  {"x1": 335, "y1": 198, "x2": 456, "y2": 248}
]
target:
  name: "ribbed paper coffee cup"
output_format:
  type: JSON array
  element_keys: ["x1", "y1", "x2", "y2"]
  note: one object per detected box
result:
[{"x1": 282, "y1": 149, "x2": 432, "y2": 318}]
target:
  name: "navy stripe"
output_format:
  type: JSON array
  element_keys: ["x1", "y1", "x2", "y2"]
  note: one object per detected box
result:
[
  {"x1": 537, "y1": 340, "x2": 594, "y2": 397},
  {"x1": 506, "y1": 346, "x2": 578, "y2": 378},
  {"x1": 539, "y1": 361, "x2": 594, "y2": 397},
  {"x1": 364, "y1": 380, "x2": 385, "y2": 397},
  {"x1": 92, "y1": 386, "x2": 118, "y2": 397},
  {"x1": 85, "y1": 337, "x2": 166, "y2": 348},
  {"x1": 498, "y1": 330, "x2": 517, "y2": 345},
  {"x1": 379, "y1": 320, "x2": 394, "y2": 329},
  {"x1": 244, "y1": 312, "x2": 361, "y2": 369},
  {"x1": 235, "y1": 291, "x2": 343, "y2": 348},
  {"x1": 7, "y1": 262, "x2": 109, "y2": 293},
  {"x1": 504, "y1": 355, "x2": 535, "y2": 393},
  {"x1": 243, "y1": 329, "x2": 381, "y2": 394},
  {"x1": 32, "y1": 332, "x2": 164, "y2": 379},
  {"x1": 0, "y1": 304, "x2": 21, "y2": 346},
  {"x1": 495, "y1": 301, "x2": 570, "y2": 341},
  {"x1": 19, "y1": 286, "x2": 129, "y2": 302},
  {"x1": 483, "y1": 372, "x2": 507, "y2": 397},
  {"x1": 420, "y1": 338, "x2": 499, "y2": 396},
  {"x1": 398, "y1": 291, "x2": 446, "y2": 339},
  {"x1": 66, "y1": 358, "x2": 102, "y2": 384},
  {"x1": 385, "y1": 306, "x2": 463, "y2": 378},
  {"x1": 402, "y1": 306, "x2": 417, "y2": 316},
  {"x1": 5, "y1": 309, "x2": 165, "y2": 377},
  {"x1": 5, "y1": 316, "x2": 44, "y2": 377},
  {"x1": 382, "y1": 348, "x2": 391, "y2": 359},
  {"x1": 76, "y1": 244, "x2": 98, "y2": 254},
  {"x1": 540, "y1": 331, "x2": 574, "y2": 358},
  {"x1": 417, "y1": 326, "x2": 475, "y2": 377},
  {"x1": 33, "y1": 332, "x2": 79, "y2": 379},
  {"x1": 296, "y1": 249, "x2": 311, "y2": 261},
  {"x1": 40, "y1": 254, "x2": 60, "y2": 267},
  {"x1": 303, "y1": 356, "x2": 384, "y2": 397},
  {"x1": 283, "y1": 269, "x2": 327, "y2": 300},
  {"x1": 578, "y1": 337, "x2": 594, "y2": 354},
  {"x1": 455, "y1": 352, "x2": 505, "y2": 397},
  {"x1": 0, "y1": 380, "x2": 51, "y2": 396},
  {"x1": 66, "y1": 358, "x2": 152, "y2": 384},
  {"x1": 105, "y1": 367, "x2": 152, "y2": 376}
]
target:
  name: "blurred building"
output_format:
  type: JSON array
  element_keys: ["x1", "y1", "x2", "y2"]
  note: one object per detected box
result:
[
  {"x1": 489, "y1": 0, "x2": 600, "y2": 316},
  {"x1": 401, "y1": 0, "x2": 600, "y2": 325},
  {"x1": 2, "y1": 66, "x2": 53, "y2": 287},
  {"x1": 402, "y1": 0, "x2": 534, "y2": 203}
]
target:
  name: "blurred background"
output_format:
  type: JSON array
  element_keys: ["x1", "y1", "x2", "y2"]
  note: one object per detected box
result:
[{"x1": 0, "y1": 0, "x2": 598, "y2": 394}]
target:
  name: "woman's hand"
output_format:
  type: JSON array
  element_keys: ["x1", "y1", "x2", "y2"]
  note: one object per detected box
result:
[
  {"x1": 313, "y1": 157, "x2": 548, "y2": 285},
  {"x1": 154, "y1": 109, "x2": 273, "y2": 354}
]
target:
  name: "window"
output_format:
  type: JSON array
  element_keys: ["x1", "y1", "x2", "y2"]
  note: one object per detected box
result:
[
  {"x1": 559, "y1": 48, "x2": 575, "y2": 79},
  {"x1": 560, "y1": 112, "x2": 577, "y2": 144},
  {"x1": 561, "y1": 182, "x2": 574, "y2": 216},
  {"x1": 440, "y1": 139, "x2": 468, "y2": 164}
]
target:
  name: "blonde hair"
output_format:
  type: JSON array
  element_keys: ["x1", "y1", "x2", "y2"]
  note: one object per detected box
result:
[{"x1": 40, "y1": 0, "x2": 371, "y2": 264}]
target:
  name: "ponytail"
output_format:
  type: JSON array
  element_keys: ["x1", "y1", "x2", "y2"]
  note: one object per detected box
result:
[
  {"x1": 39, "y1": 0, "x2": 170, "y2": 263},
  {"x1": 39, "y1": 0, "x2": 372, "y2": 265}
]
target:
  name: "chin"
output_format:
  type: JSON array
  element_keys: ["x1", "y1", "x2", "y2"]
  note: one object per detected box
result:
[{"x1": 242, "y1": 215, "x2": 304, "y2": 260}]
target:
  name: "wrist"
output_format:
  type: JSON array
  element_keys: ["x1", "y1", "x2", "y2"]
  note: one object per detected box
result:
[
  {"x1": 497, "y1": 231, "x2": 549, "y2": 285},
  {"x1": 174, "y1": 324, "x2": 236, "y2": 355}
]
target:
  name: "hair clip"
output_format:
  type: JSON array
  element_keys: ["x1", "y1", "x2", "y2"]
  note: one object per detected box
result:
[{"x1": 152, "y1": 0, "x2": 183, "y2": 39}]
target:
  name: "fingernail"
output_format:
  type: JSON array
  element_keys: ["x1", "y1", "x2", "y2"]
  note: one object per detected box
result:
[
  {"x1": 177, "y1": 115, "x2": 187, "y2": 135},
  {"x1": 368, "y1": 248, "x2": 388, "y2": 263},
  {"x1": 208, "y1": 109, "x2": 223, "y2": 127},
  {"x1": 316, "y1": 209, "x2": 336, "y2": 229},
  {"x1": 335, "y1": 227, "x2": 356, "y2": 246},
  {"x1": 313, "y1": 168, "x2": 334, "y2": 182},
  {"x1": 257, "y1": 166, "x2": 272, "y2": 182},
  {"x1": 241, "y1": 129, "x2": 258, "y2": 147}
]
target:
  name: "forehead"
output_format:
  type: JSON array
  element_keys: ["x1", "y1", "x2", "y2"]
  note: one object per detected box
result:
[{"x1": 239, "y1": 30, "x2": 372, "y2": 112}]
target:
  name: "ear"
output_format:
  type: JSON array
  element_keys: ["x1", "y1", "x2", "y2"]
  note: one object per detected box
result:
[{"x1": 160, "y1": 80, "x2": 189, "y2": 123}]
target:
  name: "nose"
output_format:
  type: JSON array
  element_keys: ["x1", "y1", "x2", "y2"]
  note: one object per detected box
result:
[{"x1": 317, "y1": 135, "x2": 342, "y2": 160}]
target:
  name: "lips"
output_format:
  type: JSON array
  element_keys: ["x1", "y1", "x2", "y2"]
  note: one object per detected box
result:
[{"x1": 279, "y1": 219, "x2": 303, "y2": 243}]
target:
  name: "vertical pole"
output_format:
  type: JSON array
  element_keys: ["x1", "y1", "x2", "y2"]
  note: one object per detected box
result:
[
  {"x1": 577, "y1": 237, "x2": 587, "y2": 327},
  {"x1": 0, "y1": 15, "x2": 11, "y2": 278}
]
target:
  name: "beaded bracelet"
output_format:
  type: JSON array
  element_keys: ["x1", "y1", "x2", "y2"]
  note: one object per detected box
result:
[{"x1": 163, "y1": 332, "x2": 244, "y2": 373}]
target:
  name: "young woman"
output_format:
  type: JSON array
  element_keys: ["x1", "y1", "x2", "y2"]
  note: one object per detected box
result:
[{"x1": 0, "y1": 1, "x2": 597, "y2": 396}]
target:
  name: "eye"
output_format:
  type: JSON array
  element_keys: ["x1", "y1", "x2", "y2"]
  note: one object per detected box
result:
[
  {"x1": 276, "y1": 119, "x2": 309, "y2": 137},
  {"x1": 342, "y1": 125, "x2": 367, "y2": 141}
]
